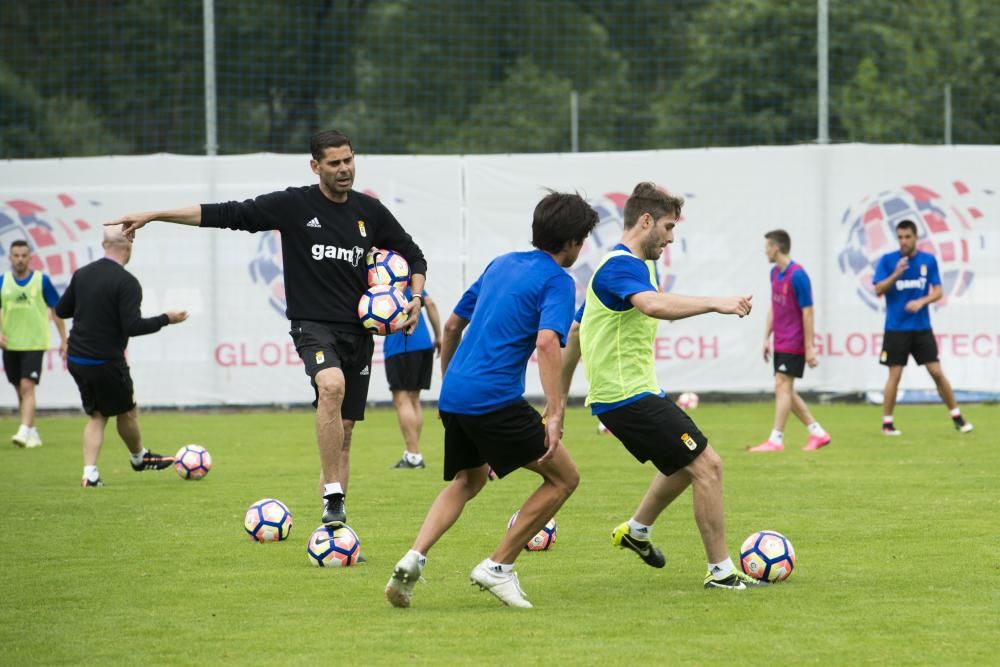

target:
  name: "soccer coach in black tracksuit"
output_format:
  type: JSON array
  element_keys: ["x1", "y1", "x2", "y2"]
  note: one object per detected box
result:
[{"x1": 111, "y1": 130, "x2": 427, "y2": 530}]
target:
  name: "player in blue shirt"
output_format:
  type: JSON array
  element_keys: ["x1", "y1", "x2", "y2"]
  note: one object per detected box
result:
[
  {"x1": 386, "y1": 191, "x2": 597, "y2": 609},
  {"x1": 383, "y1": 288, "x2": 441, "y2": 469},
  {"x1": 873, "y1": 219, "x2": 972, "y2": 435}
]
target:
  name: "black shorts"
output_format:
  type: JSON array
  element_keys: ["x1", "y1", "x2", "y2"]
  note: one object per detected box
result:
[
  {"x1": 598, "y1": 394, "x2": 708, "y2": 476},
  {"x1": 773, "y1": 352, "x2": 805, "y2": 378},
  {"x1": 289, "y1": 320, "x2": 375, "y2": 421},
  {"x1": 440, "y1": 400, "x2": 547, "y2": 481},
  {"x1": 3, "y1": 350, "x2": 44, "y2": 386},
  {"x1": 881, "y1": 329, "x2": 938, "y2": 366},
  {"x1": 385, "y1": 349, "x2": 433, "y2": 392},
  {"x1": 68, "y1": 359, "x2": 136, "y2": 417}
]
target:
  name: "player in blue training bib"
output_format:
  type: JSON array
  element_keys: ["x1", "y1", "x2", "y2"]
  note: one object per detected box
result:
[{"x1": 872, "y1": 219, "x2": 972, "y2": 436}]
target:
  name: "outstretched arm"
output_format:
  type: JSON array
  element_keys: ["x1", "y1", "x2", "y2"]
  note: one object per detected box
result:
[
  {"x1": 109, "y1": 205, "x2": 203, "y2": 239},
  {"x1": 630, "y1": 291, "x2": 752, "y2": 321}
]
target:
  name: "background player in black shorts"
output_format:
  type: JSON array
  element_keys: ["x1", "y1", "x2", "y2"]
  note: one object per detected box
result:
[
  {"x1": 383, "y1": 289, "x2": 441, "y2": 469},
  {"x1": 750, "y1": 230, "x2": 830, "y2": 452},
  {"x1": 55, "y1": 225, "x2": 188, "y2": 487},
  {"x1": 0, "y1": 239, "x2": 67, "y2": 448},
  {"x1": 873, "y1": 220, "x2": 972, "y2": 435},
  {"x1": 112, "y1": 130, "x2": 427, "y2": 527}
]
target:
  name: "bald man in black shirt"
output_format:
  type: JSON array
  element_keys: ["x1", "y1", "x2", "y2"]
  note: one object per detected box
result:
[
  {"x1": 113, "y1": 130, "x2": 427, "y2": 529},
  {"x1": 56, "y1": 225, "x2": 188, "y2": 487}
]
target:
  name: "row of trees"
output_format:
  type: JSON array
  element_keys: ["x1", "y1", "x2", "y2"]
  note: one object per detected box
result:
[{"x1": 2, "y1": 0, "x2": 998, "y2": 157}]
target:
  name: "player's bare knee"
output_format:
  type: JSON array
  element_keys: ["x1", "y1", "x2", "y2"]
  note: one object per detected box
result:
[
  {"x1": 690, "y1": 447, "x2": 723, "y2": 484},
  {"x1": 455, "y1": 468, "x2": 488, "y2": 497},
  {"x1": 315, "y1": 376, "x2": 345, "y2": 403},
  {"x1": 559, "y1": 463, "x2": 581, "y2": 496}
]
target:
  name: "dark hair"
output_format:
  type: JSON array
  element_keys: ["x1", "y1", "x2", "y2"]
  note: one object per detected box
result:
[
  {"x1": 9, "y1": 240, "x2": 29, "y2": 252},
  {"x1": 310, "y1": 130, "x2": 353, "y2": 160},
  {"x1": 764, "y1": 229, "x2": 791, "y2": 255},
  {"x1": 623, "y1": 182, "x2": 684, "y2": 229},
  {"x1": 896, "y1": 219, "x2": 918, "y2": 235},
  {"x1": 531, "y1": 192, "x2": 599, "y2": 253}
]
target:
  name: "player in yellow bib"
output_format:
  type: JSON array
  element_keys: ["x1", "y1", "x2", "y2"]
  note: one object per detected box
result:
[
  {"x1": 576, "y1": 182, "x2": 763, "y2": 590},
  {"x1": 0, "y1": 240, "x2": 67, "y2": 448}
]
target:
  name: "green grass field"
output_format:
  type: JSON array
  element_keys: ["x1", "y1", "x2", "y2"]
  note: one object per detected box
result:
[{"x1": 1, "y1": 402, "x2": 997, "y2": 665}]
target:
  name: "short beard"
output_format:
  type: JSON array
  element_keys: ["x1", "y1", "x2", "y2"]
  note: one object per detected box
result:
[{"x1": 640, "y1": 237, "x2": 661, "y2": 260}]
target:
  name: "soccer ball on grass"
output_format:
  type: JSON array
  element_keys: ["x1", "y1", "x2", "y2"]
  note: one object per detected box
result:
[
  {"x1": 306, "y1": 524, "x2": 362, "y2": 567},
  {"x1": 244, "y1": 498, "x2": 293, "y2": 542},
  {"x1": 174, "y1": 444, "x2": 212, "y2": 480},
  {"x1": 740, "y1": 530, "x2": 795, "y2": 582}
]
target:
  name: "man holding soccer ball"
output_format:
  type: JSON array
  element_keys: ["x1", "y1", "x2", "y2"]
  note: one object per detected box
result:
[
  {"x1": 111, "y1": 130, "x2": 427, "y2": 527},
  {"x1": 577, "y1": 182, "x2": 764, "y2": 590}
]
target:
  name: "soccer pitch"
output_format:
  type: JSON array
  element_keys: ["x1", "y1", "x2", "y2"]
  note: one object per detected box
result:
[{"x1": 1, "y1": 403, "x2": 996, "y2": 665}]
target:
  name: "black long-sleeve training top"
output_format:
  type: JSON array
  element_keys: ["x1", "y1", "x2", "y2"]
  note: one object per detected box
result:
[
  {"x1": 201, "y1": 185, "x2": 427, "y2": 333},
  {"x1": 55, "y1": 257, "x2": 170, "y2": 361}
]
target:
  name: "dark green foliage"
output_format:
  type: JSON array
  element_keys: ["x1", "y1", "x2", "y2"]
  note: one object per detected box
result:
[{"x1": 1, "y1": 0, "x2": 998, "y2": 156}]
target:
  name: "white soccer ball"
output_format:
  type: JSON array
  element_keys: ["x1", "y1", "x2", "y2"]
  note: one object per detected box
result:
[{"x1": 677, "y1": 392, "x2": 700, "y2": 410}]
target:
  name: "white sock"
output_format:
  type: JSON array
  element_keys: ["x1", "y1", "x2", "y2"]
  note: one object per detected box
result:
[
  {"x1": 406, "y1": 549, "x2": 427, "y2": 569},
  {"x1": 83, "y1": 465, "x2": 100, "y2": 482},
  {"x1": 404, "y1": 451, "x2": 423, "y2": 465},
  {"x1": 769, "y1": 430, "x2": 784, "y2": 444},
  {"x1": 17, "y1": 424, "x2": 29, "y2": 436},
  {"x1": 807, "y1": 422, "x2": 825, "y2": 436},
  {"x1": 708, "y1": 557, "x2": 736, "y2": 579},
  {"x1": 29, "y1": 426, "x2": 39, "y2": 438},
  {"x1": 129, "y1": 448, "x2": 148, "y2": 465},
  {"x1": 949, "y1": 407, "x2": 961, "y2": 418},
  {"x1": 883, "y1": 415, "x2": 894, "y2": 425},
  {"x1": 627, "y1": 518, "x2": 652, "y2": 539},
  {"x1": 323, "y1": 483, "x2": 344, "y2": 498},
  {"x1": 484, "y1": 558, "x2": 514, "y2": 573}
]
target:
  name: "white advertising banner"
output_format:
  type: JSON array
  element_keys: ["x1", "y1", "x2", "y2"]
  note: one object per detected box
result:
[{"x1": 0, "y1": 145, "x2": 997, "y2": 409}]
